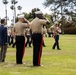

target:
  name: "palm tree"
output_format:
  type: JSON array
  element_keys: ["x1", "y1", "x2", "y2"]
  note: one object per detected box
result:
[
  {"x1": 43, "y1": 0, "x2": 76, "y2": 16},
  {"x1": 43, "y1": 0, "x2": 68, "y2": 34}
]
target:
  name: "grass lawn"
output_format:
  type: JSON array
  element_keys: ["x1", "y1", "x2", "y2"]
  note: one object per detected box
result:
[{"x1": 0, "y1": 34, "x2": 76, "y2": 75}]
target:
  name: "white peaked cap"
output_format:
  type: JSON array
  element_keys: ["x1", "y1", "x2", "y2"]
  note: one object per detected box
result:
[
  {"x1": 54, "y1": 21, "x2": 58, "y2": 25},
  {"x1": 18, "y1": 14, "x2": 24, "y2": 18},
  {"x1": 35, "y1": 11, "x2": 43, "y2": 15}
]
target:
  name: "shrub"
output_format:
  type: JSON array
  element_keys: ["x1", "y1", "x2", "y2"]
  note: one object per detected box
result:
[{"x1": 64, "y1": 27, "x2": 76, "y2": 34}]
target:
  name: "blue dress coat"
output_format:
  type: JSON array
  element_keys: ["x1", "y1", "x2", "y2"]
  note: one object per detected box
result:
[{"x1": 0, "y1": 24, "x2": 7, "y2": 45}]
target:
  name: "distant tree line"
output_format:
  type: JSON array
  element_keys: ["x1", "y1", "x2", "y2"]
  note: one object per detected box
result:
[{"x1": 43, "y1": 0, "x2": 76, "y2": 34}]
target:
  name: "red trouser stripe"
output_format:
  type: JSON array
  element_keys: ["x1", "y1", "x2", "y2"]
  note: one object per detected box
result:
[
  {"x1": 22, "y1": 38, "x2": 25, "y2": 59},
  {"x1": 38, "y1": 36, "x2": 43, "y2": 66}
]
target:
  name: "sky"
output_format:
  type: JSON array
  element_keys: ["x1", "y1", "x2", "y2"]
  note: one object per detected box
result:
[{"x1": 0, "y1": 0, "x2": 51, "y2": 25}]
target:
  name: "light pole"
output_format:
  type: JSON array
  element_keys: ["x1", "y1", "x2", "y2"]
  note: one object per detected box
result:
[
  {"x1": 10, "y1": 5, "x2": 14, "y2": 25},
  {"x1": 11, "y1": 0, "x2": 18, "y2": 25},
  {"x1": 2, "y1": 0, "x2": 8, "y2": 25},
  {"x1": 17, "y1": 6, "x2": 22, "y2": 14}
]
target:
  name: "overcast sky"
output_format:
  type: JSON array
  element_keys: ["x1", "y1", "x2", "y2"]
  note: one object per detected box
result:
[{"x1": 0, "y1": 0, "x2": 51, "y2": 25}]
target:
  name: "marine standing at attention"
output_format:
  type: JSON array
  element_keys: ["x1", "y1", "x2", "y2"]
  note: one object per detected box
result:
[{"x1": 30, "y1": 11, "x2": 50, "y2": 66}]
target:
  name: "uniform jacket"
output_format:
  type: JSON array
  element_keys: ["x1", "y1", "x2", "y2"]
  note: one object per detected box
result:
[
  {"x1": 30, "y1": 17, "x2": 48, "y2": 34},
  {"x1": 0, "y1": 24, "x2": 7, "y2": 45},
  {"x1": 13, "y1": 21, "x2": 28, "y2": 36}
]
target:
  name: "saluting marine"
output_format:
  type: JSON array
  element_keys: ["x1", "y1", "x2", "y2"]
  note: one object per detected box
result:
[
  {"x1": 13, "y1": 14, "x2": 30, "y2": 64},
  {"x1": 30, "y1": 11, "x2": 50, "y2": 66}
]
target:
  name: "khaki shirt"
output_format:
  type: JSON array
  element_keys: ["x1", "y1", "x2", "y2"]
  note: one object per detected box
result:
[
  {"x1": 25, "y1": 28, "x2": 30, "y2": 35},
  {"x1": 30, "y1": 17, "x2": 48, "y2": 34},
  {"x1": 42, "y1": 27, "x2": 47, "y2": 34},
  {"x1": 13, "y1": 21, "x2": 28, "y2": 36},
  {"x1": 52, "y1": 26, "x2": 61, "y2": 35}
]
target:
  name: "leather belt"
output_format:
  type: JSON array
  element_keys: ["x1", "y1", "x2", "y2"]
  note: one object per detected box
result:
[
  {"x1": 15, "y1": 34, "x2": 24, "y2": 36},
  {"x1": 32, "y1": 32, "x2": 41, "y2": 34}
]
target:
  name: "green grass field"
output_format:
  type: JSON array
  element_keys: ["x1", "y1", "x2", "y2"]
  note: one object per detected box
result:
[{"x1": 0, "y1": 34, "x2": 76, "y2": 75}]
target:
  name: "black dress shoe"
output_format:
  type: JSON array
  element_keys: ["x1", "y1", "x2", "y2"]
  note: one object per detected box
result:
[
  {"x1": 43, "y1": 45, "x2": 46, "y2": 47},
  {"x1": 39, "y1": 65, "x2": 43, "y2": 66},
  {"x1": 57, "y1": 48, "x2": 61, "y2": 50},
  {"x1": 33, "y1": 64, "x2": 43, "y2": 66},
  {"x1": 17, "y1": 62, "x2": 23, "y2": 64},
  {"x1": 52, "y1": 48, "x2": 55, "y2": 50},
  {"x1": 29, "y1": 46, "x2": 32, "y2": 47},
  {"x1": 1, "y1": 59, "x2": 5, "y2": 62}
]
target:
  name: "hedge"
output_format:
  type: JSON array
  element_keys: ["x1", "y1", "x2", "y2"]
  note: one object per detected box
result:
[{"x1": 64, "y1": 27, "x2": 76, "y2": 34}]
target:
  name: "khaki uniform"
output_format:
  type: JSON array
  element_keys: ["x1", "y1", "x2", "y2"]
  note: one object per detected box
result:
[
  {"x1": 13, "y1": 21, "x2": 29, "y2": 64},
  {"x1": 14, "y1": 21, "x2": 28, "y2": 36},
  {"x1": 30, "y1": 17, "x2": 48, "y2": 66},
  {"x1": 52, "y1": 25, "x2": 61, "y2": 50},
  {"x1": 25, "y1": 28, "x2": 32, "y2": 47},
  {"x1": 30, "y1": 17, "x2": 48, "y2": 34}
]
